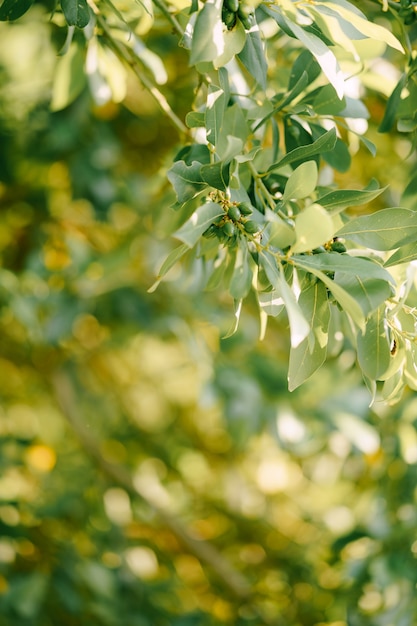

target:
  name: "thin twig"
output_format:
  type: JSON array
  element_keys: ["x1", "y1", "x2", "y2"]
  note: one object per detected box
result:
[
  {"x1": 88, "y1": 0, "x2": 188, "y2": 136},
  {"x1": 52, "y1": 369, "x2": 252, "y2": 600},
  {"x1": 152, "y1": 0, "x2": 185, "y2": 37}
]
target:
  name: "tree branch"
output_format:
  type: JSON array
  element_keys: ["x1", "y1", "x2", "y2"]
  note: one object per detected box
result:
[{"x1": 51, "y1": 369, "x2": 253, "y2": 601}]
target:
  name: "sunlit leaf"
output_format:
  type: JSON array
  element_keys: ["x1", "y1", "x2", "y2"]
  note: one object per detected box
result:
[
  {"x1": 282, "y1": 161, "x2": 318, "y2": 203},
  {"x1": 288, "y1": 280, "x2": 329, "y2": 390},
  {"x1": 174, "y1": 202, "x2": 224, "y2": 247},
  {"x1": 291, "y1": 203, "x2": 334, "y2": 254},
  {"x1": 190, "y1": 0, "x2": 224, "y2": 65}
]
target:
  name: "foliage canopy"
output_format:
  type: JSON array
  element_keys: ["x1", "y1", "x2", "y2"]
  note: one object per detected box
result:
[{"x1": 1, "y1": 0, "x2": 417, "y2": 624}]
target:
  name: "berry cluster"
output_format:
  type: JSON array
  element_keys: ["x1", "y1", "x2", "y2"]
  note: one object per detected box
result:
[
  {"x1": 203, "y1": 201, "x2": 260, "y2": 246},
  {"x1": 221, "y1": 0, "x2": 255, "y2": 30},
  {"x1": 394, "y1": 0, "x2": 417, "y2": 24}
]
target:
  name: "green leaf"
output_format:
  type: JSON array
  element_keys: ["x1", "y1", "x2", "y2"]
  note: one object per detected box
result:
[
  {"x1": 174, "y1": 202, "x2": 224, "y2": 248},
  {"x1": 288, "y1": 50, "x2": 321, "y2": 90},
  {"x1": 61, "y1": 0, "x2": 90, "y2": 28},
  {"x1": 185, "y1": 111, "x2": 205, "y2": 128},
  {"x1": 223, "y1": 299, "x2": 243, "y2": 338},
  {"x1": 267, "y1": 129, "x2": 337, "y2": 173},
  {"x1": 384, "y1": 242, "x2": 417, "y2": 267},
  {"x1": 206, "y1": 83, "x2": 226, "y2": 145},
  {"x1": 291, "y1": 203, "x2": 335, "y2": 254},
  {"x1": 279, "y1": 271, "x2": 310, "y2": 348},
  {"x1": 378, "y1": 73, "x2": 407, "y2": 133},
  {"x1": 148, "y1": 244, "x2": 190, "y2": 292},
  {"x1": 315, "y1": 1, "x2": 404, "y2": 54},
  {"x1": 401, "y1": 170, "x2": 417, "y2": 210},
  {"x1": 257, "y1": 289, "x2": 284, "y2": 317},
  {"x1": 200, "y1": 160, "x2": 230, "y2": 191},
  {"x1": 167, "y1": 161, "x2": 207, "y2": 204},
  {"x1": 288, "y1": 280, "x2": 330, "y2": 390},
  {"x1": 51, "y1": 42, "x2": 86, "y2": 111},
  {"x1": 317, "y1": 183, "x2": 386, "y2": 214},
  {"x1": 0, "y1": 0, "x2": 34, "y2": 20},
  {"x1": 214, "y1": 19, "x2": 246, "y2": 68},
  {"x1": 259, "y1": 250, "x2": 281, "y2": 288},
  {"x1": 335, "y1": 272, "x2": 393, "y2": 317},
  {"x1": 278, "y1": 12, "x2": 344, "y2": 98},
  {"x1": 336, "y1": 208, "x2": 417, "y2": 251},
  {"x1": 357, "y1": 306, "x2": 391, "y2": 380},
  {"x1": 237, "y1": 23, "x2": 268, "y2": 90},
  {"x1": 311, "y1": 84, "x2": 346, "y2": 116},
  {"x1": 322, "y1": 137, "x2": 351, "y2": 173},
  {"x1": 291, "y1": 252, "x2": 394, "y2": 284},
  {"x1": 291, "y1": 255, "x2": 366, "y2": 330},
  {"x1": 230, "y1": 241, "x2": 253, "y2": 299},
  {"x1": 282, "y1": 161, "x2": 318, "y2": 203},
  {"x1": 190, "y1": 0, "x2": 223, "y2": 65}
]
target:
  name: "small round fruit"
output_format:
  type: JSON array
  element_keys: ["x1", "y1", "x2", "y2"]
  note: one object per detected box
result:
[
  {"x1": 223, "y1": 221, "x2": 236, "y2": 237},
  {"x1": 224, "y1": 0, "x2": 239, "y2": 12},
  {"x1": 228, "y1": 205, "x2": 242, "y2": 222},
  {"x1": 238, "y1": 202, "x2": 253, "y2": 216},
  {"x1": 331, "y1": 241, "x2": 347, "y2": 253},
  {"x1": 222, "y1": 8, "x2": 236, "y2": 28},
  {"x1": 312, "y1": 246, "x2": 326, "y2": 254},
  {"x1": 244, "y1": 220, "x2": 259, "y2": 234}
]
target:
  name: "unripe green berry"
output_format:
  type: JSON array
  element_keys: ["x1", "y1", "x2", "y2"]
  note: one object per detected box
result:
[
  {"x1": 223, "y1": 221, "x2": 236, "y2": 237},
  {"x1": 244, "y1": 220, "x2": 259, "y2": 234},
  {"x1": 224, "y1": 0, "x2": 239, "y2": 13},
  {"x1": 222, "y1": 8, "x2": 236, "y2": 28},
  {"x1": 228, "y1": 205, "x2": 242, "y2": 222},
  {"x1": 238, "y1": 202, "x2": 253, "y2": 216},
  {"x1": 330, "y1": 241, "x2": 347, "y2": 253}
]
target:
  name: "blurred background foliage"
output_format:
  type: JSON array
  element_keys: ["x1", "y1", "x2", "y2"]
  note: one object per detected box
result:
[{"x1": 1, "y1": 2, "x2": 417, "y2": 625}]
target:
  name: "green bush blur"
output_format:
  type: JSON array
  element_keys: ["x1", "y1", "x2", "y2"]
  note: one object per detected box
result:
[{"x1": 0, "y1": 5, "x2": 417, "y2": 626}]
